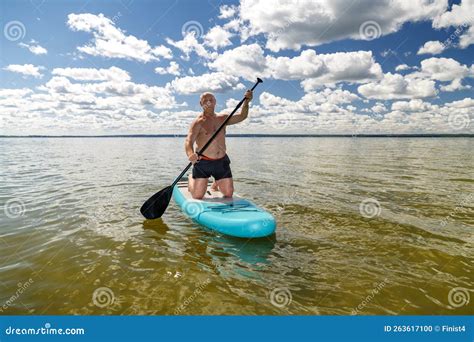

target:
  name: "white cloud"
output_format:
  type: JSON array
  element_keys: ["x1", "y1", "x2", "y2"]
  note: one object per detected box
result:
[
  {"x1": 246, "y1": 90, "x2": 473, "y2": 134},
  {"x1": 2, "y1": 79, "x2": 473, "y2": 134},
  {"x1": 372, "y1": 102, "x2": 387, "y2": 113},
  {"x1": 391, "y1": 99, "x2": 434, "y2": 112},
  {"x1": 151, "y1": 45, "x2": 173, "y2": 59},
  {"x1": 155, "y1": 61, "x2": 181, "y2": 76},
  {"x1": 433, "y1": 0, "x2": 474, "y2": 48},
  {"x1": 208, "y1": 44, "x2": 267, "y2": 80},
  {"x1": 256, "y1": 87, "x2": 360, "y2": 118},
  {"x1": 52, "y1": 66, "x2": 131, "y2": 82},
  {"x1": 0, "y1": 67, "x2": 186, "y2": 134},
  {"x1": 38, "y1": 74, "x2": 177, "y2": 110},
  {"x1": 356, "y1": 57, "x2": 472, "y2": 99},
  {"x1": 301, "y1": 88, "x2": 360, "y2": 105},
  {"x1": 395, "y1": 64, "x2": 409, "y2": 71},
  {"x1": 204, "y1": 26, "x2": 233, "y2": 50},
  {"x1": 358, "y1": 73, "x2": 437, "y2": 100},
  {"x1": 219, "y1": 5, "x2": 237, "y2": 19},
  {"x1": 0, "y1": 88, "x2": 33, "y2": 98},
  {"x1": 238, "y1": 0, "x2": 448, "y2": 51},
  {"x1": 398, "y1": 57, "x2": 474, "y2": 92},
  {"x1": 19, "y1": 40, "x2": 47, "y2": 55},
  {"x1": 223, "y1": 18, "x2": 241, "y2": 32},
  {"x1": 458, "y1": 26, "x2": 474, "y2": 48},
  {"x1": 395, "y1": 64, "x2": 416, "y2": 72},
  {"x1": 433, "y1": 0, "x2": 474, "y2": 27},
  {"x1": 2, "y1": 2, "x2": 473, "y2": 135},
  {"x1": 67, "y1": 13, "x2": 172, "y2": 62},
  {"x1": 380, "y1": 49, "x2": 397, "y2": 58},
  {"x1": 417, "y1": 40, "x2": 445, "y2": 55},
  {"x1": 3, "y1": 64, "x2": 44, "y2": 78},
  {"x1": 440, "y1": 78, "x2": 471, "y2": 91},
  {"x1": 414, "y1": 57, "x2": 472, "y2": 81},
  {"x1": 281, "y1": 50, "x2": 382, "y2": 90},
  {"x1": 169, "y1": 72, "x2": 242, "y2": 94},
  {"x1": 209, "y1": 45, "x2": 382, "y2": 88},
  {"x1": 445, "y1": 97, "x2": 474, "y2": 108},
  {"x1": 166, "y1": 32, "x2": 216, "y2": 60},
  {"x1": 265, "y1": 50, "x2": 325, "y2": 80}
]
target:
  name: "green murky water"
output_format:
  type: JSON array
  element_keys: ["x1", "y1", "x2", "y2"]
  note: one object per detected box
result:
[{"x1": 0, "y1": 137, "x2": 472, "y2": 315}]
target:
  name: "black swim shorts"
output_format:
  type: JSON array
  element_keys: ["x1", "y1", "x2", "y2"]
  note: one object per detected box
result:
[{"x1": 192, "y1": 154, "x2": 232, "y2": 180}]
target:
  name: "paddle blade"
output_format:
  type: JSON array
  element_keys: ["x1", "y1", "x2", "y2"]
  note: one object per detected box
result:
[{"x1": 140, "y1": 185, "x2": 173, "y2": 219}]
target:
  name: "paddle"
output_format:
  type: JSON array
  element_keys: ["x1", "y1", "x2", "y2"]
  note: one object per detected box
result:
[{"x1": 140, "y1": 77, "x2": 263, "y2": 219}]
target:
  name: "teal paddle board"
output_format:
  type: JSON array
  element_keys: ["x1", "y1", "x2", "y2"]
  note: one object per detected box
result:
[{"x1": 172, "y1": 180, "x2": 276, "y2": 238}]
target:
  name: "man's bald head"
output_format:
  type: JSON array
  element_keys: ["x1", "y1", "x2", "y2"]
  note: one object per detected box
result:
[
  {"x1": 200, "y1": 92, "x2": 215, "y2": 104},
  {"x1": 200, "y1": 92, "x2": 216, "y2": 112}
]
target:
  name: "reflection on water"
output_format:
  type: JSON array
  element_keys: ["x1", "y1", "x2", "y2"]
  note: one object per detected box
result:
[{"x1": 0, "y1": 137, "x2": 473, "y2": 315}]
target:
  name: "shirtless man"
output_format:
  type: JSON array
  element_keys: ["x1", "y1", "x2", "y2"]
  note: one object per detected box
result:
[{"x1": 185, "y1": 89, "x2": 253, "y2": 199}]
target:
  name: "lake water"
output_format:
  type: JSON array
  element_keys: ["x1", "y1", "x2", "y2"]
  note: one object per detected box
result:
[{"x1": 0, "y1": 137, "x2": 472, "y2": 315}]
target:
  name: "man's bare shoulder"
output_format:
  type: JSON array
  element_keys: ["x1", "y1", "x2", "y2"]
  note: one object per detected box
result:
[
  {"x1": 192, "y1": 115, "x2": 205, "y2": 126},
  {"x1": 187, "y1": 116, "x2": 204, "y2": 136},
  {"x1": 216, "y1": 113, "x2": 229, "y2": 121}
]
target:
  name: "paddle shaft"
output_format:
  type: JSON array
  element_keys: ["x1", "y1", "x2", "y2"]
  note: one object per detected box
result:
[{"x1": 170, "y1": 79, "x2": 262, "y2": 189}]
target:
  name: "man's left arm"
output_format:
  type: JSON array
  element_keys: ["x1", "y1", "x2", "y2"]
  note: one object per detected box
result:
[{"x1": 226, "y1": 90, "x2": 253, "y2": 125}]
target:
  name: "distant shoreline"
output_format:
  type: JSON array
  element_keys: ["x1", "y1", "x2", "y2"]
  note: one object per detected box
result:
[{"x1": 0, "y1": 134, "x2": 473, "y2": 138}]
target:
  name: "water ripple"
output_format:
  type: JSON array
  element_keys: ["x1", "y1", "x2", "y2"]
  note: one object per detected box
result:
[{"x1": 0, "y1": 137, "x2": 472, "y2": 315}]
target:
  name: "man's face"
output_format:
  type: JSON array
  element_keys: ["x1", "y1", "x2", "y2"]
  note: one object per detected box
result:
[{"x1": 200, "y1": 94, "x2": 216, "y2": 111}]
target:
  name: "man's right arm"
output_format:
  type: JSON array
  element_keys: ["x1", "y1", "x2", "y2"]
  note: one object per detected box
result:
[{"x1": 185, "y1": 120, "x2": 200, "y2": 163}]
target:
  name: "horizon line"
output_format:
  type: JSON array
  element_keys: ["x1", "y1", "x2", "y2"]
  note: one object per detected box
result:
[{"x1": 0, "y1": 134, "x2": 473, "y2": 138}]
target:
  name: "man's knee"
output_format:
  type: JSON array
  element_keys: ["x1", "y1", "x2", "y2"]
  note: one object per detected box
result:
[
  {"x1": 190, "y1": 179, "x2": 207, "y2": 199},
  {"x1": 190, "y1": 186, "x2": 206, "y2": 199},
  {"x1": 221, "y1": 185, "x2": 234, "y2": 197}
]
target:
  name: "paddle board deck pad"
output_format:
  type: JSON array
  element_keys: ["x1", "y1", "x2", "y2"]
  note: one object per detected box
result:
[{"x1": 172, "y1": 180, "x2": 276, "y2": 238}]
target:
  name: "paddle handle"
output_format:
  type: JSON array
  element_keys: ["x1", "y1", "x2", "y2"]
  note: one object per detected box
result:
[
  {"x1": 196, "y1": 78, "x2": 263, "y2": 157},
  {"x1": 171, "y1": 162, "x2": 193, "y2": 188},
  {"x1": 171, "y1": 78, "x2": 263, "y2": 189}
]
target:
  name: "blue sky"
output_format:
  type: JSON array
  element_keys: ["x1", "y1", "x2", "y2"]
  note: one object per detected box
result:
[{"x1": 0, "y1": 0, "x2": 473, "y2": 135}]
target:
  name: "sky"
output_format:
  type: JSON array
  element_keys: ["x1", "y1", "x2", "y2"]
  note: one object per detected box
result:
[{"x1": 0, "y1": 0, "x2": 473, "y2": 135}]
